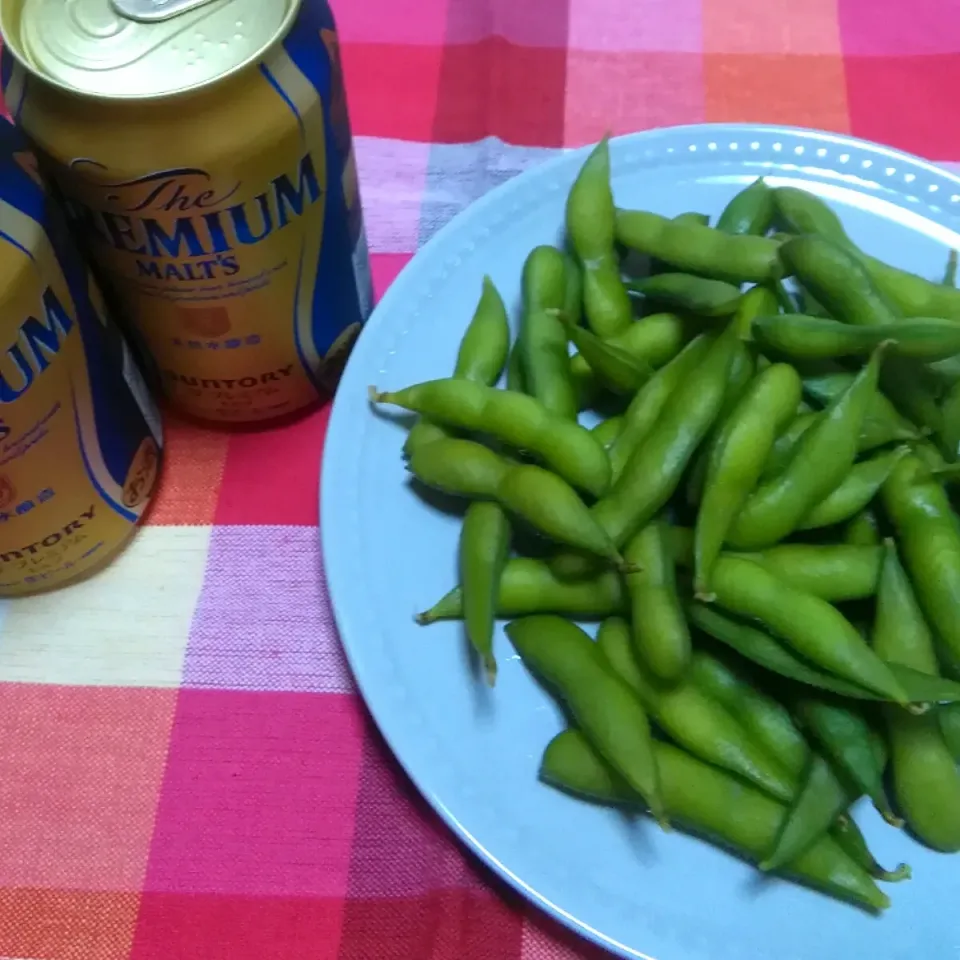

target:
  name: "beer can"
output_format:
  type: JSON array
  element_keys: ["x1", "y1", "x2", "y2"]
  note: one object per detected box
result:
[
  {"x1": 0, "y1": 117, "x2": 162, "y2": 596},
  {"x1": 1, "y1": 0, "x2": 373, "y2": 423}
]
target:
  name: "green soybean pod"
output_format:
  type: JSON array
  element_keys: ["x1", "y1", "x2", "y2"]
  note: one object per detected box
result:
[
  {"x1": 729, "y1": 344, "x2": 885, "y2": 549},
  {"x1": 564, "y1": 318, "x2": 654, "y2": 395},
  {"x1": 863, "y1": 253, "x2": 960, "y2": 321},
  {"x1": 520, "y1": 246, "x2": 579, "y2": 419},
  {"x1": 717, "y1": 178, "x2": 775, "y2": 236},
  {"x1": 624, "y1": 519, "x2": 691, "y2": 683},
  {"x1": 773, "y1": 187, "x2": 850, "y2": 245},
  {"x1": 694, "y1": 362, "x2": 801, "y2": 597},
  {"x1": 801, "y1": 371, "x2": 924, "y2": 449},
  {"x1": 404, "y1": 276, "x2": 511, "y2": 456},
  {"x1": 759, "y1": 412, "x2": 819, "y2": 481},
  {"x1": 627, "y1": 273, "x2": 742, "y2": 317},
  {"x1": 508, "y1": 615, "x2": 666, "y2": 823},
  {"x1": 416, "y1": 558, "x2": 625, "y2": 624},
  {"x1": 496, "y1": 465, "x2": 627, "y2": 568},
  {"x1": 689, "y1": 651, "x2": 809, "y2": 779},
  {"x1": 540, "y1": 731, "x2": 889, "y2": 912},
  {"x1": 597, "y1": 617, "x2": 797, "y2": 801},
  {"x1": 570, "y1": 313, "x2": 687, "y2": 406},
  {"x1": 882, "y1": 455, "x2": 960, "y2": 667},
  {"x1": 760, "y1": 754, "x2": 851, "y2": 874},
  {"x1": 753, "y1": 314, "x2": 960, "y2": 362},
  {"x1": 615, "y1": 209, "x2": 782, "y2": 283},
  {"x1": 709, "y1": 555, "x2": 908, "y2": 703},
  {"x1": 779, "y1": 235, "x2": 902, "y2": 328},
  {"x1": 597, "y1": 325, "x2": 740, "y2": 546},
  {"x1": 408, "y1": 436, "x2": 509, "y2": 499},
  {"x1": 873, "y1": 540, "x2": 960, "y2": 851},
  {"x1": 567, "y1": 138, "x2": 632, "y2": 338},
  {"x1": 797, "y1": 446, "x2": 911, "y2": 532},
  {"x1": 459, "y1": 502, "x2": 511, "y2": 685},
  {"x1": 607, "y1": 334, "x2": 714, "y2": 482},
  {"x1": 731, "y1": 544, "x2": 883, "y2": 603},
  {"x1": 794, "y1": 698, "x2": 900, "y2": 825},
  {"x1": 372, "y1": 379, "x2": 611, "y2": 498}
]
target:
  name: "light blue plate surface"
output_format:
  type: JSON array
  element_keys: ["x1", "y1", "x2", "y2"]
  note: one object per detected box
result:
[{"x1": 321, "y1": 124, "x2": 960, "y2": 960}]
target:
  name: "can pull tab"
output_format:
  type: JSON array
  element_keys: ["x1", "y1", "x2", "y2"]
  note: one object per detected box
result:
[{"x1": 109, "y1": 0, "x2": 223, "y2": 22}]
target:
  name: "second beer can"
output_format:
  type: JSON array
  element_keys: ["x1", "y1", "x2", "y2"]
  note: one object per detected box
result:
[{"x1": 1, "y1": 0, "x2": 373, "y2": 424}]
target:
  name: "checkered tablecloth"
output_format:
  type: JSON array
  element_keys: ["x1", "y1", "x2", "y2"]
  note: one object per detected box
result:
[{"x1": 2, "y1": 1, "x2": 959, "y2": 958}]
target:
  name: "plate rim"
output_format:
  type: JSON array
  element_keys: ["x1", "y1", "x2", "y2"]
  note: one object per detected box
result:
[{"x1": 321, "y1": 121, "x2": 960, "y2": 959}]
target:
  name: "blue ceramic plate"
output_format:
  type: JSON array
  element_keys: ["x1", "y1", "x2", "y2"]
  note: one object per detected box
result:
[{"x1": 321, "y1": 124, "x2": 960, "y2": 960}]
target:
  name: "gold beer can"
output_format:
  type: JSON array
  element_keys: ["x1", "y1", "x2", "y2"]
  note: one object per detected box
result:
[
  {"x1": 0, "y1": 117, "x2": 162, "y2": 596},
  {"x1": 1, "y1": 0, "x2": 373, "y2": 423}
]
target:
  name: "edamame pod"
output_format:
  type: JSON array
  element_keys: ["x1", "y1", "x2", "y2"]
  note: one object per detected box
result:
[
  {"x1": 872, "y1": 540, "x2": 960, "y2": 851},
  {"x1": 570, "y1": 314, "x2": 686, "y2": 407},
  {"x1": 567, "y1": 139, "x2": 633, "y2": 337},
  {"x1": 882, "y1": 455, "x2": 960, "y2": 665},
  {"x1": 408, "y1": 439, "x2": 624, "y2": 565},
  {"x1": 627, "y1": 273, "x2": 742, "y2": 317},
  {"x1": 695, "y1": 362, "x2": 801, "y2": 596},
  {"x1": 416, "y1": 558, "x2": 625, "y2": 623},
  {"x1": 801, "y1": 371, "x2": 924, "y2": 449},
  {"x1": 540, "y1": 730, "x2": 889, "y2": 912},
  {"x1": 459, "y1": 502, "x2": 511, "y2": 685},
  {"x1": 624, "y1": 520, "x2": 691, "y2": 683},
  {"x1": 717, "y1": 178, "x2": 775, "y2": 236},
  {"x1": 753, "y1": 314, "x2": 960, "y2": 362},
  {"x1": 887, "y1": 712, "x2": 960, "y2": 851},
  {"x1": 779, "y1": 235, "x2": 902, "y2": 328},
  {"x1": 729, "y1": 345, "x2": 885, "y2": 548},
  {"x1": 761, "y1": 755, "x2": 849, "y2": 873},
  {"x1": 689, "y1": 651, "x2": 809, "y2": 779},
  {"x1": 607, "y1": 335, "x2": 714, "y2": 483},
  {"x1": 497, "y1": 465, "x2": 628, "y2": 567},
  {"x1": 404, "y1": 276, "x2": 511, "y2": 456},
  {"x1": 520, "y1": 246, "x2": 579, "y2": 419},
  {"x1": 797, "y1": 446, "x2": 911, "y2": 532},
  {"x1": 615, "y1": 209, "x2": 782, "y2": 283},
  {"x1": 863, "y1": 253, "x2": 960, "y2": 321},
  {"x1": 373, "y1": 379, "x2": 611, "y2": 497},
  {"x1": 564, "y1": 317, "x2": 653, "y2": 395},
  {"x1": 689, "y1": 600, "x2": 960, "y2": 704},
  {"x1": 759, "y1": 412, "x2": 818, "y2": 480},
  {"x1": 508, "y1": 616, "x2": 665, "y2": 822},
  {"x1": 773, "y1": 187, "x2": 849, "y2": 245},
  {"x1": 725, "y1": 544, "x2": 882, "y2": 602},
  {"x1": 552, "y1": 328, "x2": 736, "y2": 581},
  {"x1": 709, "y1": 555, "x2": 908, "y2": 703},
  {"x1": 795, "y1": 698, "x2": 899, "y2": 825},
  {"x1": 597, "y1": 618, "x2": 797, "y2": 801}
]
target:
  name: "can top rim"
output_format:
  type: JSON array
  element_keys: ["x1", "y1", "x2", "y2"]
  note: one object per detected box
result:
[{"x1": 0, "y1": 0, "x2": 302, "y2": 101}]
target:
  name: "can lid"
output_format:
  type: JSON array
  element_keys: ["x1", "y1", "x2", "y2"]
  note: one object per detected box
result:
[{"x1": 2, "y1": 0, "x2": 299, "y2": 99}]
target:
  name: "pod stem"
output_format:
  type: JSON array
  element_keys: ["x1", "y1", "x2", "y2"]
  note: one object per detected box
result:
[
  {"x1": 483, "y1": 655, "x2": 498, "y2": 688},
  {"x1": 415, "y1": 610, "x2": 437, "y2": 626},
  {"x1": 368, "y1": 385, "x2": 388, "y2": 404},
  {"x1": 876, "y1": 862, "x2": 912, "y2": 884}
]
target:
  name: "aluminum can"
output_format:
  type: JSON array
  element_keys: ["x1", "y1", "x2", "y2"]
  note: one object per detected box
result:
[
  {"x1": 0, "y1": 117, "x2": 162, "y2": 595},
  {"x1": 2, "y1": 0, "x2": 372, "y2": 423}
]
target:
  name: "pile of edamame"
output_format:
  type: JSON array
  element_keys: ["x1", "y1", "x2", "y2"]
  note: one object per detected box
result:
[{"x1": 370, "y1": 139, "x2": 960, "y2": 914}]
